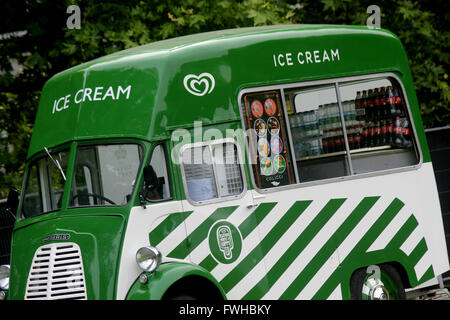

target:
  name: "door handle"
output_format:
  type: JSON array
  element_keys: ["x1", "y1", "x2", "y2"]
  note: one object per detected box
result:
[{"x1": 246, "y1": 202, "x2": 258, "y2": 209}]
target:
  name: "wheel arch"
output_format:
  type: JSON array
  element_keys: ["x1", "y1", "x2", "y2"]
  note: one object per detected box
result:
[
  {"x1": 348, "y1": 261, "x2": 412, "y2": 300},
  {"x1": 349, "y1": 261, "x2": 412, "y2": 289},
  {"x1": 125, "y1": 261, "x2": 226, "y2": 300},
  {"x1": 162, "y1": 274, "x2": 225, "y2": 300}
]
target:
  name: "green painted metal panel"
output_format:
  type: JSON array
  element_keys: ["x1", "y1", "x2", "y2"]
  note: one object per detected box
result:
[
  {"x1": 28, "y1": 25, "x2": 430, "y2": 162},
  {"x1": 9, "y1": 214, "x2": 124, "y2": 299}
]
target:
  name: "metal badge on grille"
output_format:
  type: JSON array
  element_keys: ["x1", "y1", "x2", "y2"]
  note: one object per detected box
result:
[{"x1": 25, "y1": 242, "x2": 87, "y2": 300}]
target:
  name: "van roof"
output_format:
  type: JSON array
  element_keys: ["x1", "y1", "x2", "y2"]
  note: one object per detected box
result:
[
  {"x1": 28, "y1": 25, "x2": 412, "y2": 159},
  {"x1": 66, "y1": 24, "x2": 379, "y2": 66}
]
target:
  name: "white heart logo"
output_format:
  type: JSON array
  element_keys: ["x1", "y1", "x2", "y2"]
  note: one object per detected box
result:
[{"x1": 183, "y1": 73, "x2": 215, "y2": 96}]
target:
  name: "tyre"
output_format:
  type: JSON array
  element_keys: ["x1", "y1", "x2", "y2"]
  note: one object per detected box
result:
[{"x1": 350, "y1": 264, "x2": 406, "y2": 300}]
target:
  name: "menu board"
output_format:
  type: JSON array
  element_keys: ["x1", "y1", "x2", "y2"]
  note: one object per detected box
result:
[{"x1": 243, "y1": 91, "x2": 293, "y2": 189}]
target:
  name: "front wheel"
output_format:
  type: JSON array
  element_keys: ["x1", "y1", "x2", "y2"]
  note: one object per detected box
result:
[{"x1": 350, "y1": 264, "x2": 406, "y2": 300}]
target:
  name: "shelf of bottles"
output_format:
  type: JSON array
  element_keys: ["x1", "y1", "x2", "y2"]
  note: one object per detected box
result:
[{"x1": 290, "y1": 86, "x2": 413, "y2": 161}]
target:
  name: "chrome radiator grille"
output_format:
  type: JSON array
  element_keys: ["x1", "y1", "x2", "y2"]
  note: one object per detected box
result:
[{"x1": 25, "y1": 243, "x2": 87, "y2": 300}]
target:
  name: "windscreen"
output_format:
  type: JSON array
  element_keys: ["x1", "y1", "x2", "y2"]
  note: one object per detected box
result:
[
  {"x1": 69, "y1": 144, "x2": 142, "y2": 207},
  {"x1": 20, "y1": 143, "x2": 143, "y2": 219}
]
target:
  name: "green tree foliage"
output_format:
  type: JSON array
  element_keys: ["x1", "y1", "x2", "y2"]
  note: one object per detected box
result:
[
  {"x1": 286, "y1": 0, "x2": 449, "y2": 128},
  {"x1": 0, "y1": 0, "x2": 448, "y2": 197}
]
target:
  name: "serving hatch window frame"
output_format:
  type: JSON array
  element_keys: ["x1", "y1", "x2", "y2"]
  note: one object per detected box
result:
[{"x1": 238, "y1": 72, "x2": 423, "y2": 194}]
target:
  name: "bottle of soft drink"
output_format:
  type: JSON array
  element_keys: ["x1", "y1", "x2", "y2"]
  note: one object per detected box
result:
[
  {"x1": 361, "y1": 90, "x2": 368, "y2": 121},
  {"x1": 347, "y1": 125, "x2": 353, "y2": 150},
  {"x1": 393, "y1": 116, "x2": 403, "y2": 147},
  {"x1": 373, "y1": 88, "x2": 381, "y2": 120},
  {"x1": 386, "y1": 86, "x2": 395, "y2": 116},
  {"x1": 401, "y1": 117, "x2": 412, "y2": 148},
  {"x1": 367, "y1": 89, "x2": 374, "y2": 120},
  {"x1": 339, "y1": 128, "x2": 345, "y2": 152},
  {"x1": 355, "y1": 91, "x2": 362, "y2": 121},
  {"x1": 343, "y1": 101, "x2": 350, "y2": 123},
  {"x1": 317, "y1": 105, "x2": 324, "y2": 126},
  {"x1": 362, "y1": 123, "x2": 370, "y2": 148},
  {"x1": 322, "y1": 129, "x2": 329, "y2": 153},
  {"x1": 333, "y1": 103, "x2": 340, "y2": 124},
  {"x1": 368, "y1": 122, "x2": 375, "y2": 147},
  {"x1": 354, "y1": 123, "x2": 362, "y2": 149},
  {"x1": 393, "y1": 87, "x2": 405, "y2": 117},
  {"x1": 379, "y1": 87, "x2": 388, "y2": 118},
  {"x1": 375, "y1": 121, "x2": 381, "y2": 147},
  {"x1": 334, "y1": 129, "x2": 341, "y2": 152},
  {"x1": 387, "y1": 118, "x2": 394, "y2": 145},
  {"x1": 328, "y1": 129, "x2": 335, "y2": 153},
  {"x1": 380, "y1": 120, "x2": 388, "y2": 145}
]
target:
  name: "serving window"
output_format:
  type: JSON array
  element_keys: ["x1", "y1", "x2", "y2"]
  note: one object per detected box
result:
[
  {"x1": 240, "y1": 75, "x2": 420, "y2": 189},
  {"x1": 336, "y1": 77, "x2": 419, "y2": 174}
]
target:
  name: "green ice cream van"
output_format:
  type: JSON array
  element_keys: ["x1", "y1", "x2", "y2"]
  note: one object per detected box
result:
[{"x1": 1, "y1": 25, "x2": 449, "y2": 300}]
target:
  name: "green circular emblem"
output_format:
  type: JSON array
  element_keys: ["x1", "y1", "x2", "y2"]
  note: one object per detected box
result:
[{"x1": 208, "y1": 221, "x2": 242, "y2": 264}]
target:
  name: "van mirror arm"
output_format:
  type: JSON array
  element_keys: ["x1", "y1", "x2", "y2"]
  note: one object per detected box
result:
[{"x1": 139, "y1": 191, "x2": 147, "y2": 209}]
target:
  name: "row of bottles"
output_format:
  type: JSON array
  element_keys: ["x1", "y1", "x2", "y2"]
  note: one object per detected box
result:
[
  {"x1": 289, "y1": 85, "x2": 412, "y2": 158},
  {"x1": 355, "y1": 86, "x2": 405, "y2": 121},
  {"x1": 322, "y1": 116, "x2": 412, "y2": 153}
]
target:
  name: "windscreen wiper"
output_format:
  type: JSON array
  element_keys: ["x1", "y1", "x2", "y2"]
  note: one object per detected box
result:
[{"x1": 44, "y1": 147, "x2": 66, "y2": 181}]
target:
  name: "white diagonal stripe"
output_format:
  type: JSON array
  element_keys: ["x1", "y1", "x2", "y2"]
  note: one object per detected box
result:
[
  {"x1": 414, "y1": 251, "x2": 432, "y2": 281},
  {"x1": 228, "y1": 198, "x2": 329, "y2": 299},
  {"x1": 150, "y1": 214, "x2": 189, "y2": 256},
  {"x1": 261, "y1": 196, "x2": 361, "y2": 299},
  {"x1": 158, "y1": 199, "x2": 245, "y2": 257},
  {"x1": 297, "y1": 195, "x2": 388, "y2": 299},
  {"x1": 400, "y1": 228, "x2": 423, "y2": 256},
  {"x1": 367, "y1": 206, "x2": 410, "y2": 252},
  {"x1": 327, "y1": 284, "x2": 342, "y2": 300}
]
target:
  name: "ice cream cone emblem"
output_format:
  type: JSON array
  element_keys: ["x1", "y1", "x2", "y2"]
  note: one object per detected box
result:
[{"x1": 217, "y1": 225, "x2": 234, "y2": 260}]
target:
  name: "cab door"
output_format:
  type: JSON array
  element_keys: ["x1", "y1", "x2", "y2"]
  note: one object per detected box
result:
[
  {"x1": 118, "y1": 142, "x2": 185, "y2": 299},
  {"x1": 176, "y1": 138, "x2": 270, "y2": 299}
]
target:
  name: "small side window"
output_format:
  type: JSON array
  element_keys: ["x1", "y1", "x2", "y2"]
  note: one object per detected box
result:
[
  {"x1": 22, "y1": 163, "x2": 43, "y2": 218},
  {"x1": 21, "y1": 149, "x2": 69, "y2": 218},
  {"x1": 180, "y1": 141, "x2": 245, "y2": 204},
  {"x1": 144, "y1": 144, "x2": 172, "y2": 201}
]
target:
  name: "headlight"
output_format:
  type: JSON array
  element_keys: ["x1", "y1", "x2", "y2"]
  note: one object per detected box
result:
[
  {"x1": 136, "y1": 246, "x2": 161, "y2": 273},
  {"x1": 0, "y1": 265, "x2": 10, "y2": 291}
]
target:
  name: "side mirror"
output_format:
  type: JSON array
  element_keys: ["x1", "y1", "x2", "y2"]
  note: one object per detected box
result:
[
  {"x1": 5, "y1": 188, "x2": 19, "y2": 220},
  {"x1": 140, "y1": 165, "x2": 164, "y2": 206},
  {"x1": 143, "y1": 165, "x2": 158, "y2": 188}
]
